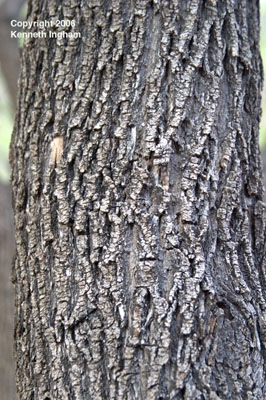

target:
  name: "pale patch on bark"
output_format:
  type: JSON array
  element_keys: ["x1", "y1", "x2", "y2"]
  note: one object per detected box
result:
[{"x1": 50, "y1": 136, "x2": 63, "y2": 166}]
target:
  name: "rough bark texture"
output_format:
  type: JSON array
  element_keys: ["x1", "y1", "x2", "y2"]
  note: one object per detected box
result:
[{"x1": 10, "y1": 0, "x2": 266, "y2": 399}]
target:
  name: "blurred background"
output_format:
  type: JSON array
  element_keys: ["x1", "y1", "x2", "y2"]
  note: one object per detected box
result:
[
  {"x1": 1, "y1": 1, "x2": 266, "y2": 399},
  {"x1": 0, "y1": 2, "x2": 27, "y2": 399}
]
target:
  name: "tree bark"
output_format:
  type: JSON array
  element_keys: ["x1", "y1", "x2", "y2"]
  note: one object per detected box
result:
[{"x1": 10, "y1": 0, "x2": 266, "y2": 399}]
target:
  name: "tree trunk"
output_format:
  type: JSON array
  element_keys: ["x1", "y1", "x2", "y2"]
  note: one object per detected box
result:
[{"x1": 10, "y1": 0, "x2": 266, "y2": 399}]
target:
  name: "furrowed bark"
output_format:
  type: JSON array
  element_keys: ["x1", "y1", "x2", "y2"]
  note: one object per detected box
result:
[{"x1": 10, "y1": 0, "x2": 266, "y2": 399}]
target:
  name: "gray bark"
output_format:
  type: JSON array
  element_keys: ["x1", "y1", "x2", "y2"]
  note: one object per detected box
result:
[{"x1": 10, "y1": 0, "x2": 266, "y2": 399}]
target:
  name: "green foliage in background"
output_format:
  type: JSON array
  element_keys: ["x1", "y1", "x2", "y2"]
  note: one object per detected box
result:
[{"x1": 0, "y1": 73, "x2": 13, "y2": 183}]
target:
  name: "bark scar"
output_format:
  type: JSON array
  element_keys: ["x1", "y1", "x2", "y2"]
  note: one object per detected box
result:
[{"x1": 50, "y1": 136, "x2": 63, "y2": 166}]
